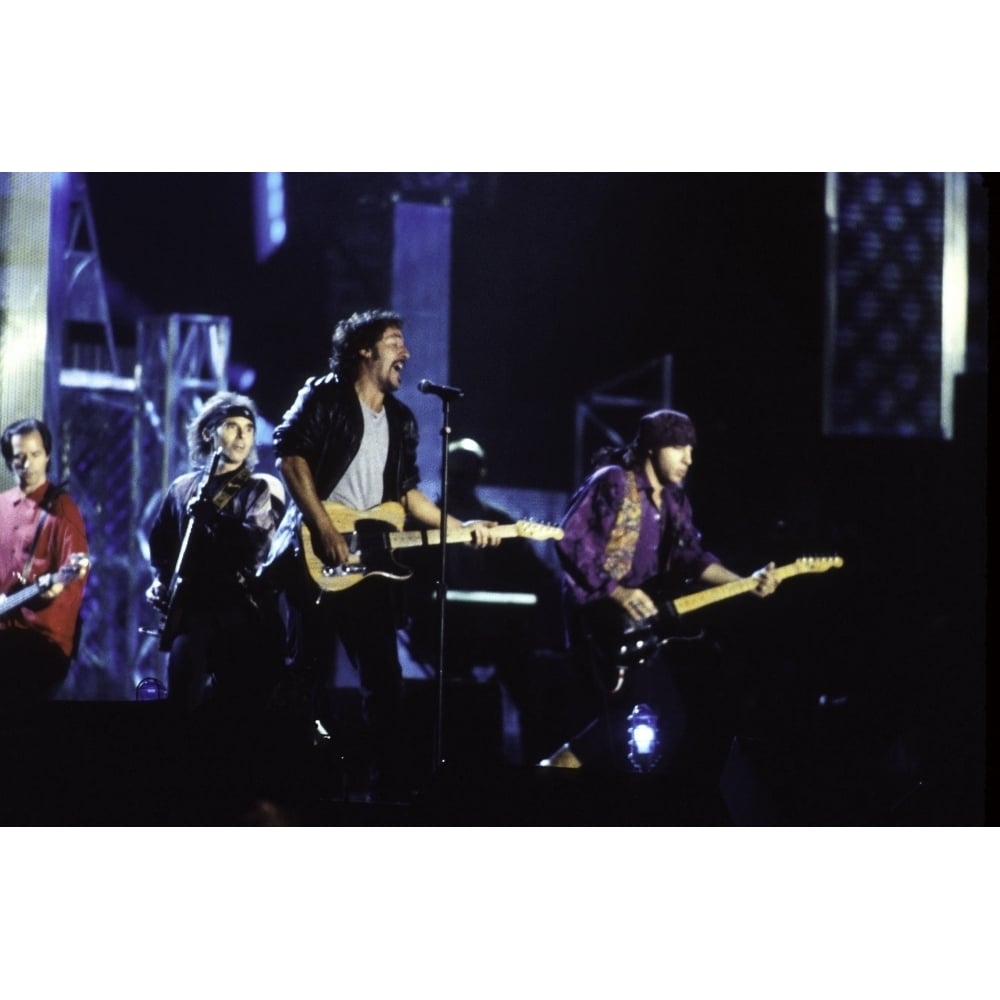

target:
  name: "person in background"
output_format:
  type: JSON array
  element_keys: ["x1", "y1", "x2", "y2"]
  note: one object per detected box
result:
[
  {"x1": 0, "y1": 418, "x2": 90, "y2": 710},
  {"x1": 146, "y1": 392, "x2": 286, "y2": 745},
  {"x1": 403, "y1": 437, "x2": 565, "y2": 765}
]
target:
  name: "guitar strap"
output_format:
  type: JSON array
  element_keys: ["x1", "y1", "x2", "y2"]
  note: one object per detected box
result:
[
  {"x1": 601, "y1": 469, "x2": 643, "y2": 583},
  {"x1": 17, "y1": 511, "x2": 47, "y2": 586},
  {"x1": 16, "y1": 482, "x2": 66, "y2": 585},
  {"x1": 161, "y1": 465, "x2": 254, "y2": 619},
  {"x1": 210, "y1": 464, "x2": 252, "y2": 511}
]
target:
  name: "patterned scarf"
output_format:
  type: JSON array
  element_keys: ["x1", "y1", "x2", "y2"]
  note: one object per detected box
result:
[{"x1": 601, "y1": 470, "x2": 643, "y2": 583}]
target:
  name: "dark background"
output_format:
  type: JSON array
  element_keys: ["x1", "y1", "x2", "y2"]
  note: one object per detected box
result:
[
  {"x1": 86, "y1": 173, "x2": 827, "y2": 495},
  {"x1": 83, "y1": 172, "x2": 988, "y2": 823}
]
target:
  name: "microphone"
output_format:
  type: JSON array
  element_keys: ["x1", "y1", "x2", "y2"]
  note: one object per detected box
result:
[{"x1": 417, "y1": 378, "x2": 465, "y2": 401}]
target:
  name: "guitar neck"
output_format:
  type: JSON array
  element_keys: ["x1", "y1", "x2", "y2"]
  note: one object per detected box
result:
[
  {"x1": 388, "y1": 523, "x2": 523, "y2": 551},
  {"x1": 669, "y1": 562, "x2": 805, "y2": 616},
  {"x1": 0, "y1": 555, "x2": 89, "y2": 618},
  {"x1": 0, "y1": 580, "x2": 46, "y2": 617}
]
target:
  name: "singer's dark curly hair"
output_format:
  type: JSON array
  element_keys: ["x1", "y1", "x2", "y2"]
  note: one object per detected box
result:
[{"x1": 329, "y1": 309, "x2": 404, "y2": 381}]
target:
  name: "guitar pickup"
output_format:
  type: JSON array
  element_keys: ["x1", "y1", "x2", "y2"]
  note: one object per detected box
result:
[
  {"x1": 321, "y1": 563, "x2": 366, "y2": 578},
  {"x1": 619, "y1": 635, "x2": 654, "y2": 657}
]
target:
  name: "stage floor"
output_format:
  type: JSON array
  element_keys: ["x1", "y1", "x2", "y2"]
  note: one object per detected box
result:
[{"x1": 0, "y1": 699, "x2": 984, "y2": 826}]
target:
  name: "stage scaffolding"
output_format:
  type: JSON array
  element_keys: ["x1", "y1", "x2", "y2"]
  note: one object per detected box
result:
[
  {"x1": 58, "y1": 315, "x2": 231, "y2": 699},
  {"x1": 573, "y1": 355, "x2": 673, "y2": 484}
]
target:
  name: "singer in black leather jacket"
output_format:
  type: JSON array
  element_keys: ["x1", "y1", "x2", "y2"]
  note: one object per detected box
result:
[
  {"x1": 264, "y1": 371, "x2": 420, "y2": 579},
  {"x1": 263, "y1": 308, "x2": 498, "y2": 802}
]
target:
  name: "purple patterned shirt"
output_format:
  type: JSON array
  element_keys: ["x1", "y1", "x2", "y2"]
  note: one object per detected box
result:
[{"x1": 556, "y1": 464, "x2": 720, "y2": 606}]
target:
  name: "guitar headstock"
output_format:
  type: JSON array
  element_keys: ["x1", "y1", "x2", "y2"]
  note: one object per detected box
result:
[
  {"x1": 61, "y1": 553, "x2": 92, "y2": 581},
  {"x1": 515, "y1": 521, "x2": 565, "y2": 542},
  {"x1": 793, "y1": 555, "x2": 844, "y2": 574}
]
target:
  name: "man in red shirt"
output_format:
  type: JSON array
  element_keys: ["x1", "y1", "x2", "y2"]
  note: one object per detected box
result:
[{"x1": 0, "y1": 418, "x2": 89, "y2": 708}]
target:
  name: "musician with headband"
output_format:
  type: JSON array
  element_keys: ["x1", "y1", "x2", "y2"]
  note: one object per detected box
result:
[
  {"x1": 146, "y1": 392, "x2": 286, "y2": 735},
  {"x1": 0, "y1": 418, "x2": 90, "y2": 710},
  {"x1": 538, "y1": 409, "x2": 780, "y2": 775}
]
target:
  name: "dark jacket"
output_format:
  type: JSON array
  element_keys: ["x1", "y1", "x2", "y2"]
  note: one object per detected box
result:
[
  {"x1": 264, "y1": 373, "x2": 421, "y2": 573},
  {"x1": 149, "y1": 467, "x2": 283, "y2": 605}
]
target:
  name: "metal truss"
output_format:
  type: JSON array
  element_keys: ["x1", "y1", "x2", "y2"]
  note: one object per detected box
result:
[
  {"x1": 59, "y1": 313, "x2": 230, "y2": 699},
  {"x1": 573, "y1": 355, "x2": 673, "y2": 484}
]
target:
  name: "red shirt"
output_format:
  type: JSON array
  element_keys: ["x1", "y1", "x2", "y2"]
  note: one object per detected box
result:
[{"x1": 0, "y1": 481, "x2": 89, "y2": 658}]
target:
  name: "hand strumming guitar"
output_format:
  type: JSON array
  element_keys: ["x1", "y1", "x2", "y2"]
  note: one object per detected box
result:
[
  {"x1": 610, "y1": 585, "x2": 658, "y2": 622},
  {"x1": 309, "y1": 515, "x2": 354, "y2": 568}
]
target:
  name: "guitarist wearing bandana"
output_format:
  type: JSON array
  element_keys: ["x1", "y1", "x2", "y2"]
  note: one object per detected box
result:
[
  {"x1": 0, "y1": 418, "x2": 90, "y2": 709},
  {"x1": 538, "y1": 409, "x2": 781, "y2": 774},
  {"x1": 146, "y1": 392, "x2": 286, "y2": 731}
]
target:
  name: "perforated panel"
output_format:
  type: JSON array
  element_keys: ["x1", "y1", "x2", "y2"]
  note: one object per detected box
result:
[{"x1": 823, "y1": 172, "x2": 977, "y2": 439}]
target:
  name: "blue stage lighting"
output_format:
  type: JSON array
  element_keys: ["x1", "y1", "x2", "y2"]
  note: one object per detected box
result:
[
  {"x1": 226, "y1": 362, "x2": 257, "y2": 391},
  {"x1": 253, "y1": 172, "x2": 286, "y2": 262},
  {"x1": 626, "y1": 703, "x2": 660, "y2": 772},
  {"x1": 135, "y1": 677, "x2": 167, "y2": 701}
]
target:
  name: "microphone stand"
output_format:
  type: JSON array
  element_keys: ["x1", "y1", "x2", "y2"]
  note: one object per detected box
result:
[
  {"x1": 431, "y1": 396, "x2": 454, "y2": 776},
  {"x1": 155, "y1": 448, "x2": 224, "y2": 651}
]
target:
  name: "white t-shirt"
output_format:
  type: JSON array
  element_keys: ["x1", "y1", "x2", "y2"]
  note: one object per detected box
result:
[{"x1": 327, "y1": 403, "x2": 389, "y2": 510}]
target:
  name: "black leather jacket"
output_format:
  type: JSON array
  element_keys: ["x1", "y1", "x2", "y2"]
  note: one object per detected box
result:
[{"x1": 264, "y1": 373, "x2": 421, "y2": 572}]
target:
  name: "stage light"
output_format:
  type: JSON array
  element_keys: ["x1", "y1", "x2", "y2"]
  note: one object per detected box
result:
[
  {"x1": 253, "y1": 172, "x2": 286, "y2": 262},
  {"x1": 135, "y1": 677, "x2": 167, "y2": 701},
  {"x1": 226, "y1": 362, "x2": 257, "y2": 391},
  {"x1": 626, "y1": 703, "x2": 660, "y2": 773}
]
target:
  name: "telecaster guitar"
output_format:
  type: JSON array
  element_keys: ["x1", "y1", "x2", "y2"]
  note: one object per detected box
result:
[
  {"x1": 302, "y1": 501, "x2": 564, "y2": 593},
  {"x1": 582, "y1": 555, "x2": 844, "y2": 693},
  {"x1": 0, "y1": 552, "x2": 91, "y2": 620}
]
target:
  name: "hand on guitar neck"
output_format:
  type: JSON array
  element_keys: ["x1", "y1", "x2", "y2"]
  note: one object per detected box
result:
[
  {"x1": 750, "y1": 561, "x2": 781, "y2": 597},
  {"x1": 611, "y1": 563, "x2": 780, "y2": 624}
]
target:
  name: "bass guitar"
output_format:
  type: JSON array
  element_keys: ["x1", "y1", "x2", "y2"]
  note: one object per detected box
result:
[
  {"x1": 580, "y1": 555, "x2": 844, "y2": 693},
  {"x1": 302, "y1": 501, "x2": 564, "y2": 594},
  {"x1": 0, "y1": 552, "x2": 91, "y2": 620}
]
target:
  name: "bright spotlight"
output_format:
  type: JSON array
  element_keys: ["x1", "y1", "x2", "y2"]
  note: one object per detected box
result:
[{"x1": 626, "y1": 703, "x2": 660, "y2": 772}]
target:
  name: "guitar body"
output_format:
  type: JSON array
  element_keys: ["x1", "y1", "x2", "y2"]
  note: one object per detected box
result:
[
  {"x1": 576, "y1": 591, "x2": 705, "y2": 694},
  {"x1": 301, "y1": 501, "x2": 563, "y2": 594},
  {"x1": 302, "y1": 502, "x2": 412, "y2": 593},
  {"x1": 578, "y1": 556, "x2": 844, "y2": 693},
  {"x1": 157, "y1": 573, "x2": 187, "y2": 651}
]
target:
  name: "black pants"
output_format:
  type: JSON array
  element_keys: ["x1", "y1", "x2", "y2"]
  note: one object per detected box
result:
[
  {"x1": 166, "y1": 592, "x2": 284, "y2": 715},
  {"x1": 162, "y1": 590, "x2": 287, "y2": 798},
  {"x1": 565, "y1": 632, "x2": 732, "y2": 776},
  {"x1": 568, "y1": 649, "x2": 687, "y2": 771},
  {"x1": 285, "y1": 572, "x2": 408, "y2": 786}
]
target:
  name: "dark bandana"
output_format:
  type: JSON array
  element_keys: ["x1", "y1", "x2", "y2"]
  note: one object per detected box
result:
[
  {"x1": 636, "y1": 409, "x2": 696, "y2": 451},
  {"x1": 218, "y1": 405, "x2": 256, "y2": 425}
]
